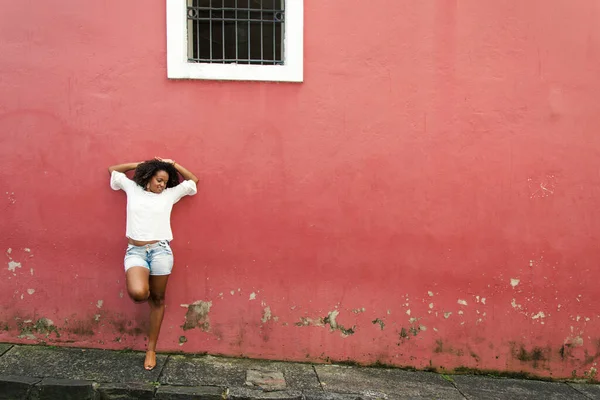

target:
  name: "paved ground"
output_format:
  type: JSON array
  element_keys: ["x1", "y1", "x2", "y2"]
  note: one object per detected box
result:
[{"x1": 0, "y1": 343, "x2": 598, "y2": 399}]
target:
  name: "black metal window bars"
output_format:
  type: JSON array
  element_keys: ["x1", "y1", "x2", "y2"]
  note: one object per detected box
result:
[{"x1": 187, "y1": 0, "x2": 285, "y2": 65}]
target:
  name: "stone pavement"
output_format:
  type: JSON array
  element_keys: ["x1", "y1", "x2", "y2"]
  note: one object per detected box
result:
[{"x1": 0, "y1": 343, "x2": 598, "y2": 399}]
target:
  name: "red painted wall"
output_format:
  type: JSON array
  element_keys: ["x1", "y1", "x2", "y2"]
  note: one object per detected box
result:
[{"x1": 2, "y1": 0, "x2": 600, "y2": 379}]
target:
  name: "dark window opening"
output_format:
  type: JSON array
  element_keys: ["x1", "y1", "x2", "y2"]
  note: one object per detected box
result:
[{"x1": 187, "y1": 0, "x2": 285, "y2": 65}]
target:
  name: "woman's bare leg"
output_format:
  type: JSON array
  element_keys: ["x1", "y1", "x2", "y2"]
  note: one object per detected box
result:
[
  {"x1": 126, "y1": 267, "x2": 150, "y2": 302},
  {"x1": 144, "y1": 274, "x2": 170, "y2": 370}
]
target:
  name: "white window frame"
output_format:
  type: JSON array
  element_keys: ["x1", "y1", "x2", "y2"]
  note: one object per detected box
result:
[{"x1": 167, "y1": 0, "x2": 303, "y2": 82}]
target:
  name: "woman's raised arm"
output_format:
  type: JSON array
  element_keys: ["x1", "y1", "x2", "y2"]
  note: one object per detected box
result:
[
  {"x1": 155, "y1": 157, "x2": 199, "y2": 184},
  {"x1": 108, "y1": 162, "x2": 141, "y2": 175}
]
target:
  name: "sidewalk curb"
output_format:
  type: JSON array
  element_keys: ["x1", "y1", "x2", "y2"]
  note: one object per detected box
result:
[{"x1": 0, "y1": 377, "x2": 368, "y2": 400}]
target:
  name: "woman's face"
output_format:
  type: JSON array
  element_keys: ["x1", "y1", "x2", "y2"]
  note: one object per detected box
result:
[{"x1": 147, "y1": 170, "x2": 169, "y2": 193}]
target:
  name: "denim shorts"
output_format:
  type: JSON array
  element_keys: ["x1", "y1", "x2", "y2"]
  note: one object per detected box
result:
[{"x1": 124, "y1": 240, "x2": 174, "y2": 276}]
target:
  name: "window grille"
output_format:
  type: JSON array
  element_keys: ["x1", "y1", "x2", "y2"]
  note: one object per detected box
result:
[{"x1": 187, "y1": 0, "x2": 284, "y2": 65}]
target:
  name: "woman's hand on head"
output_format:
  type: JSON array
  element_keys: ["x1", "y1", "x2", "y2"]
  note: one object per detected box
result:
[{"x1": 155, "y1": 157, "x2": 175, "y2": 165}]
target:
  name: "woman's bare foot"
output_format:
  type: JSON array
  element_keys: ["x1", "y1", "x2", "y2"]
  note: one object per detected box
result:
[{"x1": 144, "y1": 350, "x2": 156, "y2": 370}]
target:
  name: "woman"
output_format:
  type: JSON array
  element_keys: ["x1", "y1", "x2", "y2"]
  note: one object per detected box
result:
[{"x1": 108, "y1": 157, "x2": 198, "y2": 370}]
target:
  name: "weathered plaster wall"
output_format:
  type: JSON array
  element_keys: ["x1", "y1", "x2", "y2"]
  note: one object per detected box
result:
[{"x1": 1, "y1": 0, "x2": 600, "y2": 379}]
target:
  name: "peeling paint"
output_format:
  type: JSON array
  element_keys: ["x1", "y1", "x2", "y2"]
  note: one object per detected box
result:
[
  {"x1": 249, "y1": 292, "x2": 256, "y2": 300},
  {"x1": 352, "y1": 308, "x2": 366, "y2": 314},
  {"x1": 428, "y1": 291, "x2": 434, "y2": 297},
  {"x1": 325, "y1": 310, "x2": 340, "y2": 329},
  {"x1": 261, "y1": 307, "x2": 272, "y2": 323},
  {"x1": 444, "y1": 312, "x2": 452, "y2": 319},
  {"x1": 511, "y1": 299, "x2": 522, "y2": 310},
  {"x1": 295, "y1": 317, "x2": 324, "y2": 327},
  {"x1": 429, "y1": 303, "x2": 434, "y2": 309},
  {"x1": 18, "y1": 318, "x2": 59, "y2": 339},
  {"x1": 181, "y1": 300, "x2": 213, "y2": 331},
  {"x1": 323, "y1": 310, "x2": 355, "y2": 336},
  {"x1": 26, "y1": 289, "x2": 35, "y2": 295},
  {"x1": 457, "y1": 299, "x2": 468, "y2": 306},
  {"x1": 510, "y1": 278, "x2": 520, "y2": 288},
  {"x1": 96, "y1": 300, "x2": 103, "y2": 309},
  {"x1": 531, "y1": 311, "x2": 546, "y2": 320},
  {"x1": 8, "y1": 260, "x2": 21, "y2": 272},
  {"x1": 564, "y1": 336, "x2": 584, "y2": 347}
]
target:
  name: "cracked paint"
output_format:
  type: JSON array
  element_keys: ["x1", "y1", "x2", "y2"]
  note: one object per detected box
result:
[{"x1": 372, "y1": 318, "x2": 385, "y2": 330}]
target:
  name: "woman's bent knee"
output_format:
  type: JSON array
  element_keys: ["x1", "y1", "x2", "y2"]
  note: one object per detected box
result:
[{"x1": 129, "y1": 288, "x2": 149, "y2": 303}]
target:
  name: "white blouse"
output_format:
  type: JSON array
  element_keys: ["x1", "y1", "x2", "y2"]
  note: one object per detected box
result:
[{"x1": 110, "y1": 170, "x2": 197, "y2": 241}]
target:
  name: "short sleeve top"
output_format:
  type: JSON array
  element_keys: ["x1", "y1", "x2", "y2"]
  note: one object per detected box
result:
[{"x1": 110, "y1": 170, "x2": 197, "y2": 241}]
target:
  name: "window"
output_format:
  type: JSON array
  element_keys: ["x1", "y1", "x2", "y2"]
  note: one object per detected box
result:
[{"x1": 167, "y1": 0, "x2": 303, "y2": 82}]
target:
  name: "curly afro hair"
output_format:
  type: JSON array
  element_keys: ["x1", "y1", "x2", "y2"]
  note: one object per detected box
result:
[{"x1": 132, "y1": 159, "x2": 180, "y2": 189}]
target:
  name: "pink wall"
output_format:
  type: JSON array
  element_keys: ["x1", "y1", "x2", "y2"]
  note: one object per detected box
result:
[{"x1": 2, "y1": 0, "x2": 600, "y2": 379}]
